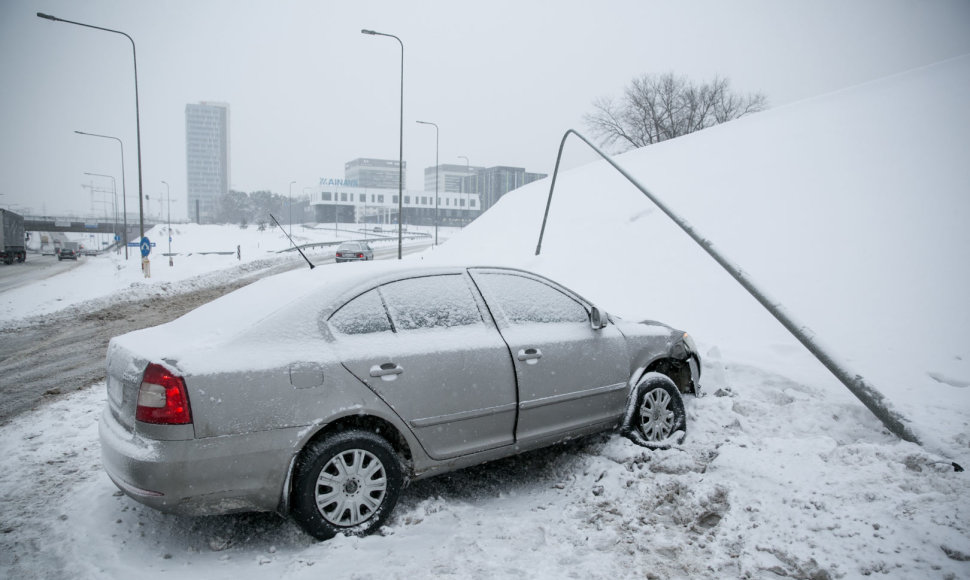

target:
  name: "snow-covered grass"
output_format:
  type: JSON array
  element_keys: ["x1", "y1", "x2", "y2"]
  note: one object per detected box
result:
[{"x1": 2, "y1": 57, "x2": 969, "y2": 578}]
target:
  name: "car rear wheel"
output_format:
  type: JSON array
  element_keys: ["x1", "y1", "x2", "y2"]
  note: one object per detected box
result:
[
  {"x1": 621, "y1": 372, "x2": 687, "y2": 449},
  {"x1": 291, "y1": 430, "x2": 404, "y2": 541}
]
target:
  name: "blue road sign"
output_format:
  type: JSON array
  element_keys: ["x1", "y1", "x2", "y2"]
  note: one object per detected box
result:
[
  {"x1": 115, "y1": 234, "x2": 121, "y2": 242},
  {"x1": 140, "y1": 237, "x2": 151, "y2": 258}
]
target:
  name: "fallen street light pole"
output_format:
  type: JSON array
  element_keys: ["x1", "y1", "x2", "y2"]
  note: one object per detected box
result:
[{"x1": 535, "y1": 129, "x2": 962, "y2": 472}]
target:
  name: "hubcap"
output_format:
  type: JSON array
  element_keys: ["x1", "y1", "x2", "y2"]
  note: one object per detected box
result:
[
  {"x1": 315, "y1": 449, "x2": 388, "y2": 527},
  {"x1": 639, "y1": 387, "x2": 675, "y2": 441}
]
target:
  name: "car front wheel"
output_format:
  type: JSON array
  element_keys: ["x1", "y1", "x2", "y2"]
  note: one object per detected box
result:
[
  {"x1": 621, "y1": 372, "x2": 687, "y2": 449},
  {"x1": 291, "y1": 430, "x2": 404, "y2": 541}
]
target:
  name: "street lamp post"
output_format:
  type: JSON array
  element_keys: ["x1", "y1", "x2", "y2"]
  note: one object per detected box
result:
[
  {"x1": 84, "y1": 172, "x2": 117, "y2": 251},
  {"x1": 39, "y1": 12, "x2": 147, "y2": 273},
  {"x1": 361, "y1": 28, "x2": 404, "y2": 260},
  {"x1": 161, "y1": 181, "x2": 173, "y2": 266},
  {"x1": 458, "y1": 155, "x2": 470, "y2": 227},
  {"x1": 75, "y1": 131, "x2": 128, "y2": 259},
  {"x1": 288, "y1": 180, "x2": 296, "y2": 242},
  {"x1": 416, "y1": 121, "x2": 439, "y2": 245}
]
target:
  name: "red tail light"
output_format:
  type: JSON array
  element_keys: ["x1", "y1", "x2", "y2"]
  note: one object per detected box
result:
[
  {"x1": 136, "y1": 363, "x2": 192, "y2": 424},
  {"x1": 336, "y1": 252, "x2": 342, "y2": 257},
  {"x1": 356, "y1": 253, "x2": 363, "y2": 258}
]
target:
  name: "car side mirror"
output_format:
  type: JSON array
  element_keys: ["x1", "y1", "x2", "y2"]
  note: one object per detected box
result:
[{"x1": 590, "y1": 307, "x2": 608, "y2": 330}]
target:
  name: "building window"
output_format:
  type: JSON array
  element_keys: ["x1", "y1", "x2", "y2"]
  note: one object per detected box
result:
[
  {"x1": 322, "y1": 192, "x2": 332, "y2": 201},
  {"x1": 378, "y1": 195, "x2": 385, "y2": 203},
  {"x1": 340, "y1": 193, "x2": 348, "y2": 202},
  {"x1": 460, "y1": 198, "x2": 466, "y2": 207},
  {"x1": 392, "y1": 196, "x2": 398, "y2": 204},
  {"x1": 470, "y1": 199, "x2": 476, "y2": 208},
  {"x1": 360, "y1": 194, "x2": 367, "y2": 202},
  {"x1": 404, "y1": 196, "x2": 410, "y2": 204},
  {"x1": 421, "y1": 196, "x2": 427, "y2": 205}
]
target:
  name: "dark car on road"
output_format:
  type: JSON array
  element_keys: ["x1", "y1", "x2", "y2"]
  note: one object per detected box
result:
[
  {"x1": 57, "y1": 243, "x2": 79, "y2": 261},
  {"x1": 335, "y1": 241, "x2": 374, "y2": 262}
]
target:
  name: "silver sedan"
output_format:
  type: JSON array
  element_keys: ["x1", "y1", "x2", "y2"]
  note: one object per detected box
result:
[
  {"x1": 100, "y1": 264, "x2": 700, "y2": 540},
  {"x1": 334, "y1": 241, "x2": 374, "y2": 262}
]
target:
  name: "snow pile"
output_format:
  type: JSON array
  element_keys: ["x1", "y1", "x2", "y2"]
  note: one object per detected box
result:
[{"x1": 428, "y1": 55, "x2": 970, "y2": 462}]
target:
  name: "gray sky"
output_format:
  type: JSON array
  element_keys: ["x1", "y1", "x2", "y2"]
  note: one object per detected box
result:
[{"x1": 2, "y1": 0, "x2": 968, "y2": 220}]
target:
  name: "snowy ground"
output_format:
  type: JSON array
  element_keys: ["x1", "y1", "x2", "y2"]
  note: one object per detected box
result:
[{"x1": 2, "y1": 58, "x2": 969, "y2": 579}]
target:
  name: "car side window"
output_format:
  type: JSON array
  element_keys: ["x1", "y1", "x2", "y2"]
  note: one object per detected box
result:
[
  {"x1": 476, "y1": 273, "x2": 588, "y2": 325},
  {"x1": 329, "y1": 289, "x2": 392, "y2": 335},
  {"x1": 380, "y1": 275, "x2": 483, "y2": 331}
]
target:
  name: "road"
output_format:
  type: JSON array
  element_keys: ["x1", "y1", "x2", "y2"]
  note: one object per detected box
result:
[
  {"x1": 0, "y1": 243, "x2": 429, "y2": 424},
  {"x1": 0, "y1": 253, "x2": 81, "y2": 294}
]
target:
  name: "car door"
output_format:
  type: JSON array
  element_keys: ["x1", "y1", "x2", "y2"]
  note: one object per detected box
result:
[
  {"x1": 331, "y1": 273, "x2": 517, "y2": 460},
  {"x1": 470, "y1": 269, "x2": 630, "y2": 442}
]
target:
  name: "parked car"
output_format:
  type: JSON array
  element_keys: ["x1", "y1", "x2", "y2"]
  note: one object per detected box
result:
[
  {"x1": 335, "y1": 241, "x2": 374, "y2": 262},
  {"x1": 100, "y1": 264, "x2": 700, "y2": 540}
]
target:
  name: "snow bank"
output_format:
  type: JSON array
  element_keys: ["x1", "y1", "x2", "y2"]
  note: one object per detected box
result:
[{"x1": 428, "y1": 55, "x2": 970, "y2": 462}]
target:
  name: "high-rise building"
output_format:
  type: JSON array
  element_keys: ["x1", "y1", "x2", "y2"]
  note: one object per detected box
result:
[
  {"x1": 344, "y1": 158, "x2": 406, "y2": 190},
  {"x1": 461, "y1": 166, "x2": 547, "y2": 211},
  {"x1": 185, "y1": 102, "x2": 230, "y2": 224},
  {"x1": 424, "y1": 163, "x2": 482, "y2": 193}
]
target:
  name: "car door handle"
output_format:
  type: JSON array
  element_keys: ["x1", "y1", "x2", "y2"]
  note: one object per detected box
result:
[
  {"x1": 370, "y1": 362, "x2": 404, "y2": 381},
  {"x1": 517, "y1": 348, "x2": 542, "y2": 365}
]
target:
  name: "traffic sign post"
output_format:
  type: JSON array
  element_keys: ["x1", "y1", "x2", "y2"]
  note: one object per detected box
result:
[{"x1": 140, "y1": 237, "x2": 151, "y2": 278}]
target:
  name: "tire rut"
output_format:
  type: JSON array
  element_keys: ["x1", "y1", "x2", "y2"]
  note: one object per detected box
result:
[{"x1": 0, "y1": 258, "x2": 303, "y2": 425}]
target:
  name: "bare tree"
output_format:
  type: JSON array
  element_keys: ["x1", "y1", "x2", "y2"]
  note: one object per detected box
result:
[{"x1": 585, "y1": 73, "x2": 767, "y2": 151}]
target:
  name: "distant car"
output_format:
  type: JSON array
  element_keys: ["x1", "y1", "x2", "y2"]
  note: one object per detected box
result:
[
  {"x1": 100, "y1": 264, "x2": 700, "y2": 541},
  {"x1": 335, "y1": 241, "x2": 374, "y2": 262},
  {"x1": 57, "y1": 245, "x2": 79, "y2": 261}
]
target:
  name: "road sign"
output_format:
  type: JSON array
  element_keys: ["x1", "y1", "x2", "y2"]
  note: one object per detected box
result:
[
  {"x1": 115, "y1": 234, "x2": 121, "y2": 242},
  {"x1": 140, "y1": 237, "x2": 151, "y2": 258}
]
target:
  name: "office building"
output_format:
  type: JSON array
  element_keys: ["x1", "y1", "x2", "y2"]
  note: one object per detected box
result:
[
  {"x1": 344, "y1": 158, "x2": 406, "y2": 190},
  {"x1": 424, "y1": 164, "x2": 482, "y2": 193},
  {"x1": 185, "y1": 102, "x2": 230, "y2": 224},
  {"x1": 461, "y1": 166, "x2": 547, "y2": 211}
]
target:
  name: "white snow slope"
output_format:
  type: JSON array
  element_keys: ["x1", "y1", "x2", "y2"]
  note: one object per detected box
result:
[{"x1": 2, "y1": 58, "x2": 969, "y2": 579}]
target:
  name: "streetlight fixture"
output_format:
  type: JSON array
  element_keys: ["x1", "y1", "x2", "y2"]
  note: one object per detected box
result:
[
  {"x1": 75, "y1": 130, "x2": 128, "y2": 259},
  {"x1": 458, "y1": 155, "x2": 471, "y2": 227},
  {"x1": 39, "y1": 12, "x2": 147, "y2": 271},
  {"x1": 161, "y1": 181, "x2": 173, "y2": 266},
  {"x1": 84, "y1": 172, "x2": 117, "y2": 251},
  {"x1": 416, "y1": 121, "x2": 439, "y2": 245},
  {"x1": 361, "y1": 28, "x2": 404, "y2": 260}
]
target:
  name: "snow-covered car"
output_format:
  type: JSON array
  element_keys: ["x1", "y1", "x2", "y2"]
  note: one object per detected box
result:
[
  {"x1": 99, "y1": 263, "x2": 700, "y2": 540},
  {"x1": 334, "y1": 241, "x2": 374, "y2": 262}
]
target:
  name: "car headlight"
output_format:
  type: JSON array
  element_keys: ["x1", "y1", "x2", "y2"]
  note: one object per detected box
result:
[
  {"x1": 682, "y1": 332, "x2": 697, "y2": 355},
  {"x1": 670, "y1": 332, "x2": 696, "y2": 360}
]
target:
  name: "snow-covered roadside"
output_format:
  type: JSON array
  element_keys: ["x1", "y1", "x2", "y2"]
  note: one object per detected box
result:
[
  {"x1": 1, "y1": 356, "x2": 967, "y2": 579},
  {"x1": 1, "y1": 223, "x2": 438, "y2": 328}
]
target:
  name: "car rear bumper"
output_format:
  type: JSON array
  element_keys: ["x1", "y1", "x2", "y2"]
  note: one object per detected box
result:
[{"x1": 99, "y1": 406, "x2": 302, "y2": 515}]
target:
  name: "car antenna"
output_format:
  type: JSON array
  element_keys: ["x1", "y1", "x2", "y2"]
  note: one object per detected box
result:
[{"x1": 270, "y1": 213, "x2": 315, "y2": 269}]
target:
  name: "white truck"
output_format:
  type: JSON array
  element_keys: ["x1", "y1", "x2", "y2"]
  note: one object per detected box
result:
[{"x1": 1, "y1": 208, "x2": 27, "y2": 265}]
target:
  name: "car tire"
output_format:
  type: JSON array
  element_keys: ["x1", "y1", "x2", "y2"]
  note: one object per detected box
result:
[
  {"x1": 291, "y1": 429, "x2": 404, "y2": 541},
  {"x1": 621, "y1": 372, "x2": 687, "y2": 449}
]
